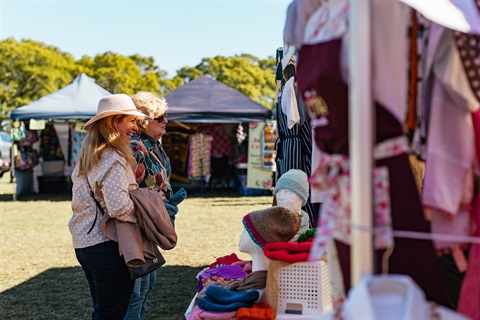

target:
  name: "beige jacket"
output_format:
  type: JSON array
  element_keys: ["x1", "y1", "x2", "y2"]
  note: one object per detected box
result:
[{"x1": 99, "y1": 188, "x2": 177, "y2": 266}]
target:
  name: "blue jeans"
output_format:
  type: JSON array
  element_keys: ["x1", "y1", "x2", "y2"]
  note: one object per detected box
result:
[
  {"x1": 123, "y1": 271, "x2": 156, "y2": 320},
  {"x1": 75, "y1": 241, "x2": 134, "y2": 320}
]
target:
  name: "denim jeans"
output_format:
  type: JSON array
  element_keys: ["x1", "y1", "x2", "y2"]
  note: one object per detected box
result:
[
  {"x1": 123, "y1": 271, "x2": 156, "y2": 320},
  {"x1": 75, "y1": 241, "x2": 134, "y2": 320}
]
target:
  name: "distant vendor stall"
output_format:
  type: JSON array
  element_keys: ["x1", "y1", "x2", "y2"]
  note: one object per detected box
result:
[
  {"x1": 164, "y1": 75, "x2": 275, "y2": 194},
  {"x1": 9, "y1": 73, "x2": 110, "y2": 199}
]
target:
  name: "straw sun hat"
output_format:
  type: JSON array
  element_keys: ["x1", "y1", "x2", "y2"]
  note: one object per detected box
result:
[{"x1": 83, "y1": 94, "x2": 152, "y2": 130}]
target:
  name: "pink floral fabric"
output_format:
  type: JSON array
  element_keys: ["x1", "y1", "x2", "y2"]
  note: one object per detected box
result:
[{"x1": 309, "y1": 136, "x2": 409, "y2": 261}]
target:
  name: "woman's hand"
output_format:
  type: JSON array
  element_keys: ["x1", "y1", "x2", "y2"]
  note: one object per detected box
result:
[{"x1": 159, "y1": 189, "x2": 167, "y2": 201}]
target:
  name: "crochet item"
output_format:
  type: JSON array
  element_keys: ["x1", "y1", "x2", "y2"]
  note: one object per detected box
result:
[
  {"x1": 263, "y1": 239, "x2": 313, "y2": 263},
  {"x1": 237, "y1": 302, "x2": 275, "y2": 320},
  {"x1": 273, "y1": 169, "x2": 310, "y2": 205},
  {"x1": 242, "y1": 206, "x2": 301, "y2": 248}
]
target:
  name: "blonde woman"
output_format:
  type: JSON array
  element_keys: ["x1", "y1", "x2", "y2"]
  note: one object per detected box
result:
[{"x1": 69, "y1": 94, "x2": 150, "y2": 319}]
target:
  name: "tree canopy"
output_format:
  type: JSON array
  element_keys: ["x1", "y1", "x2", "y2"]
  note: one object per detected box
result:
[{"x1": 0, "y1": 38, "x2": 277, "y2": 121}]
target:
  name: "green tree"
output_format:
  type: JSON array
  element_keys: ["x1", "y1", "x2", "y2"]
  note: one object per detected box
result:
[
  {"x1": 170, "y1": 54, "x2": 277, "y2": 109},
  {"x1": 77, "y1": 52, "x2": 166, "y2": 95},
  {"x1": 0, "y1": 38, "x2": 80, "y2": 120}
]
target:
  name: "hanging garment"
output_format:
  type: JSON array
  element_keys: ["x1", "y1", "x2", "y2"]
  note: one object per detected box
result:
[
  {"x1": 189, "y1": 133, "x2": 212, "y2": 181},
  {"x1": 457, "y1": 110, "x2": 480, "y2": 320},
  {"x1": 296, "y1": 23, "x2": 448, "y2": 312},
  {"x1": 276, "y1": 78, "x2": 318, "y2": 226}
]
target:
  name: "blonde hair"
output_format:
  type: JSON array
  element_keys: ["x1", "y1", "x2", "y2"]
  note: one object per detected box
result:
[
  {"x1": 77, "y1": 115, "x2": 135, "y2": 176},
  {"x1": 131, "y1": 91, "x2": 168, "y2": 133}
]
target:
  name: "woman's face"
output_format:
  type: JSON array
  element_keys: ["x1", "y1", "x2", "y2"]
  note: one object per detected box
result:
[
  {"x1": 115, "y1": 115, "x2": 139, "y2": 142},
  {"x1": 146, "y1": 113, "x2": 168, "y2": 141}
]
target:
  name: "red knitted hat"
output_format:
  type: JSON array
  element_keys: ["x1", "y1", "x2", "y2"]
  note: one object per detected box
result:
[{"x1": 263, "y1": 238, "x2": 313, "y2": 263}]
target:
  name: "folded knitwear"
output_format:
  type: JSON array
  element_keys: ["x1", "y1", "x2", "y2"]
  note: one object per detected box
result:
[
  {"x1": 263, "y1": 239, "x2": 313, "y2": 263},
  {"x1": 197, "y1": 286, "x2": 260, "y2": 312},
  {"x1": 236, "y1": 302, "x2": 275, "y2": 320}
]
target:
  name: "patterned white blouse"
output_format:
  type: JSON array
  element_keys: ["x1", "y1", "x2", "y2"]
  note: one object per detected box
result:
[{"x1": 69, "y1": 147, "x2": 138, "y2": 249}]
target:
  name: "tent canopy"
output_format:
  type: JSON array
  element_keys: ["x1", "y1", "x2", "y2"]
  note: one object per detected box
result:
[
  {"x1": 10, "y1": 73, "x2": 111, "y2": 120},
  {"x1": 165, "y1": 75, "x2": 272, "y2": 123}
]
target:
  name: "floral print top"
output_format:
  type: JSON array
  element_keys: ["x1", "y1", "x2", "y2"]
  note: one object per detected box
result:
[{"x1": 130, "y1": 133, "x2": 172, "y2": 201}]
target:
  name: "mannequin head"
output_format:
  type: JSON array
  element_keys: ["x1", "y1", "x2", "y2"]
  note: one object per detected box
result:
[
  {"x1": 239, "y1": 229, "x2": 268, "y2": 272},
  {"x1": 274, "y1": 169, "x2": 309, "y2": 206},
  {"x1": 276, "y1": 189, "x2": 303, "y2": 213}
]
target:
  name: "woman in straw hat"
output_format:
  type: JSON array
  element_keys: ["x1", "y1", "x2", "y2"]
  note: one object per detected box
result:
[{"x1": 68, "y1": 94, "x2": 151, "y2": 319}]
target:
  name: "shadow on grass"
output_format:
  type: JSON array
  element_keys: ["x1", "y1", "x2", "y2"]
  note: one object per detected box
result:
[
  {"x1": 0, "y1": 265, "x2": 205, "y2": 320},
  {"x1": 0, "y1": 192, "x2": 72, "y2": 202}
]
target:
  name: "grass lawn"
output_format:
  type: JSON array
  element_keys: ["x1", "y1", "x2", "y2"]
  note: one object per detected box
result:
[{"x1": 0, "y1": 174, "x2": 272, "y2": 319}]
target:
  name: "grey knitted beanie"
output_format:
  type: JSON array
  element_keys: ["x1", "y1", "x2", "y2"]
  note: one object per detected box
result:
[{"x1": 273, "y1": 169, "x2": 309, "y2": 206}]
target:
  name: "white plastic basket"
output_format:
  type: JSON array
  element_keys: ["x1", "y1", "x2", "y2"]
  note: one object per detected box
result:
[{"x1": 275, "y1": 260, "x2": 332, "y2": 319}]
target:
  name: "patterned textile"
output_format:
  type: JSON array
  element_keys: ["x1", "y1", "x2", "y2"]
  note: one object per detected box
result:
[
  {"x1": 40, "y1": 124, "x2": 64, "y2": 161},
  {"x1": 189, "y1": 133, "x2": 212, "y2": 181},
  {"x1": 308, "y1": 136, "x2": 409, "y2": 261},
  {"x1": 130, "y1": 133, "x2": 172, "y2": 200},
  {"x1": 70, "y1": 123, "x2": 87, "y2": 166},
  {"x1": 198, "y1": 124, "x2": 234, "y2": 159}
]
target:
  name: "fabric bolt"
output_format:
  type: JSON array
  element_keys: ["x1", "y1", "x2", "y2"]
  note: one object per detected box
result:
[
  {"x1": 296, "y1": 37, "x2": 448, "y2": 306},
  {"x1": 189, "y1": 133, "x2": 212, "y2": 181},
  {"x1": 69, "y1": 147, "x2": 138, "y2": 249},
  {"x1": 236, "y1": 302, "x2": 274, "y2": 320}
]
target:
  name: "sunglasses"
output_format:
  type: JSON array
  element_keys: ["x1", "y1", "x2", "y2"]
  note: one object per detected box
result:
[{"x1": 152, "y1": 114, "x2": 167, "y2": 122}]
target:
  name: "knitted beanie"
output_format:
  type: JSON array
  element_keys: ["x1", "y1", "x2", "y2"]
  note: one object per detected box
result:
[
  {"x1": 273, "y1": 169, "x2": 309, "y2": 205},
  {"x1": 242, "y1": 206, "x2": 301, "y2": 249}
]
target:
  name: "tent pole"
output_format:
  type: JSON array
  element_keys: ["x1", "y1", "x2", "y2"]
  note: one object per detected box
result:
[{"x1": 349, "y1": 0, "x2": 374, "y2": 285}]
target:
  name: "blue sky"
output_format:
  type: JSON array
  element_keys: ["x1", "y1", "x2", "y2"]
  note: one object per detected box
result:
[{"x1": 1, "y1": 0, "x2": 291, "y2": 77}]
